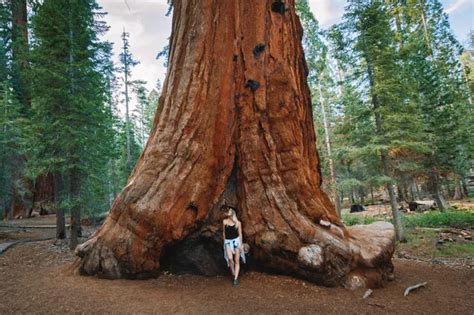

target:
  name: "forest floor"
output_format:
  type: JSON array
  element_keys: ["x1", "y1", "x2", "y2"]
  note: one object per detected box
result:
[{"x1": 1, "y1": 211, "x2": 473, "y2": 314}]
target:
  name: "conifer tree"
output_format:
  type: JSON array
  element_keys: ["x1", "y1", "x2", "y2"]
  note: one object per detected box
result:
[
  {"x1": 132, "y1": 80, "x2": 149, "y2": 148},
  {"x1": 397, "y1": 0, "x2": 473, "y2": 208},
  {"x1": 339, "y1": 0, "x2": 431, "y2": 240},
  {"x1": 119, "y1": 30, "x2": 139, "y2": 173},
  {"x1": 28, "y1": 0, "x2": 115, "y2": 247}
]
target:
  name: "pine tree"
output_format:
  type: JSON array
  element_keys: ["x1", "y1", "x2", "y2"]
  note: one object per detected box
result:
[
  {"x1": 119, "y1": 30, "x2": 139, "y2": 173},
  {"x1": 131, "y1": 80, "x2": 149, "y2": 148},
  {"x1": 338, "y1": 0, "x2": 433, "y2": 241},
  {"x1": 398, "y1": 0, "x2": 473, "y2": 208},
  {"x1": 28, "y1": 0, "x2": 116, "y2": 248},
  {"x1": 145, "y1": 86, "x2": 160, "y2": 132},
  {"x1": 0, "y1": 0, "x2": 30, "y2": 220}
]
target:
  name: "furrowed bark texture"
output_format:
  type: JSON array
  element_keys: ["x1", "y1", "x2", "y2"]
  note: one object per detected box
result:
[{"x1": 76, "y1": 0, "x2": 395, "y2": 288}]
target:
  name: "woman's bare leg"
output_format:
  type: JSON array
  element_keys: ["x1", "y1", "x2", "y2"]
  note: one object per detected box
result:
[
  {"x1": 233, "y1": 248, "x2": 240, "y2": 280},
  {"x1": 226, "y1": 246, "x2": 235, "y2": 276}
]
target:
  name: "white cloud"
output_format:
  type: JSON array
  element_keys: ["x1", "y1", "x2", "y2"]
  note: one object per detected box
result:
[
  {"x1": 445, "y1": 0, "x2": 470, "y2": 13},
  {"x1": 308, "y1": 0, "x2": 346, "y2": 28},
  {"x1": 97, "y1": 0, "x2": 172, "y2": 115},
  {"x1": 98, "y1": 0, "x2": 171, "y2": 91}
]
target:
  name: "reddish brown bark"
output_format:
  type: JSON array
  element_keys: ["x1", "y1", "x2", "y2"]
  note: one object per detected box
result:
[
  {"x1": 31, "y1": 173, "x2": 55, "y2": 215},
  {"x1": 76, "y1": 0, "x2": 395, "y2": 288}
]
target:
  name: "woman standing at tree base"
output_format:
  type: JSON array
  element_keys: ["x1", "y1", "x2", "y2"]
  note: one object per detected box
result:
[{"x1": 222, "y1": 206, "x2": 245, "y2": 287}]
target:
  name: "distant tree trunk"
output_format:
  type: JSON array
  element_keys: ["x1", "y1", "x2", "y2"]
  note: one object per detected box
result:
[
  {"x1": 75, "y1": 0, "x2": 395, "y2": 288},
  {"x1": 54, "y1": 173, "x2": 66, "y2": 239},
  {"x1": 29, "y1": 173, "x2": 55, "y2": 216},
  {"x1": 428, "y1": 170, "x2": 448, "y2": 212},
  {"x1": 415, "y1": 182, "x2": 422, "y2": 199},
  {"x1": 461, "y1": 178, "x2": 468, "y2": 197},
  {"x1": 69, "y1": 168, "x2": 81, "y2": 249},
  {"x1": 370, "y1": 185, "x2": 374, "y2": 205},
  {"x1": 453, "y1": 180, "x2": 465, "y2": 200},
  {"x1": 397, "y1": 182, "x2": 409, "y2": 203},
  {"x1": 443, "y1": 177, "x2": 452, "y2": 198},
  {"x1": 350, "y1": 189, "x2": 355, "y2": 204},
  {"x1": 366, "y1": 60, "x2": 405, "y2": 241},
  {"x1": 409, "y1": 181, "x2": 415, "y2": 201},
  {"x1": 121, "y1": 31, "x2": 132, "y2": 173},
  {"x1": 317, "y1": 82, "x2": 341, "y2": 216}
]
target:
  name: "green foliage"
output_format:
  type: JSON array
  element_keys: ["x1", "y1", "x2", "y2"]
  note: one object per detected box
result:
[
  {"x1": 433, "y1": 243, "x2": 474, "y2": 257},
  {"x1": 26, "y1": 0, "x2": 117, "y2": 215},
  {"x1": 132, "y1": 80, "x2": 159, "y2": 148},
  {"x1": 341, "y1": 214, "x2": 378, "y2": 226},
  {"x1": 301, "y1": 0, "x2": 473, "y2": 208},
  {"x1": 403, "y1": 210, "x2": 474, "y2": 229},
  {"x1": 343, "y1": 210, "x2": 474, "y2": 230},
  {"x1": 0, "y1": 1, "x2": 30, "y2": 217}
]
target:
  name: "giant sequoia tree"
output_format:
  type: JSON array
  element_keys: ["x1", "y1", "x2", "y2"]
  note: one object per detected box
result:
[{"x1": 76, "y1": 0, "x2": 395, "y2": 288}]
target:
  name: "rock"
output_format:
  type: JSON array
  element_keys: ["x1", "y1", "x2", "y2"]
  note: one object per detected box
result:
[
  {"x1": 319, "y1": 219, "x2": 331, "y2": 228},
  {"x1": 348, "y1": 222, "x2": 396, "y2": 267},
  {"x1": 297, "y1": 245, "x2": 324, "y2": 269},
  {"x1": 345, "y1": 274, "x2": 366, "y2": 290}
]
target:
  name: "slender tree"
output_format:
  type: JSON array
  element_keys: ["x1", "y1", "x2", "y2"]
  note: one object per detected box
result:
[
  {"x1": 132, "y1": 80, "x2": 149, "y2": 148},
  {"x1": 119, "y1": 30, "x2": 139, "y2": 173}
]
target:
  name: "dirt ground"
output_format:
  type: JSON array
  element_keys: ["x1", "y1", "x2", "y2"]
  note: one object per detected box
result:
[{"x1": 0, "y1": 239, "x2": 472, "y2": 314}]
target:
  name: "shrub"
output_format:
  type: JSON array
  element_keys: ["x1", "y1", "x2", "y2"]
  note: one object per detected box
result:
[
  {"x1": 342, "y1": 214, "x2": 379, "y2": 226},
  {"x1": 403, "y1": 210, "x2": 474, "y2": 229}
]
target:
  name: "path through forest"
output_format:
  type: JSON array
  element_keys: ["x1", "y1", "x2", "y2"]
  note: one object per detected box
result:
[{"x1": 0, "y1": 237, "x2": 472, "y2": 314}]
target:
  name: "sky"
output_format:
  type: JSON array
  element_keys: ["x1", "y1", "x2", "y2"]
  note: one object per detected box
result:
[{"x1": 97, "y1": 0, "x2": 473, "y2": 110}]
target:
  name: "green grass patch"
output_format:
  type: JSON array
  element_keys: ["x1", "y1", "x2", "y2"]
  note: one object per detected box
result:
[
  {"x1": 433, "y1": 243, "x2": 474, "y2": 257},
  {"x1": 404, "y1": 228, "x2": 437, "y2": 246},
  {"x1": 341, "y1": 214, "x2": 380, "y2": 226},
  {"x1": 403, "y1": 210, "x2": 474, "y2": 229},
  {"x1": 342, "y1": 209, "x2": 473, "y2": 229},
  {"x1": 397, "y1": 228, "x2": 474, "y2": 259}
]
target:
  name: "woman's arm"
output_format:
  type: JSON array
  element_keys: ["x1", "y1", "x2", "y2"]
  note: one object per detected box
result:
[
  {"x1": 222, "y1": 221, "x2": 225, "y2": 242},
  {"x1": 238, "y1": 221, "x2": 243, "y2": 248}
]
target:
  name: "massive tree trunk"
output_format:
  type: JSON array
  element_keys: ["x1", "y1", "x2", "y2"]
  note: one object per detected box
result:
[
  {"x1": 29, "y1": 173, "x2": 55, "y2": 216},
  {"x1": 76, "y1": 0, "x2": 395, "y2": 288}
]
